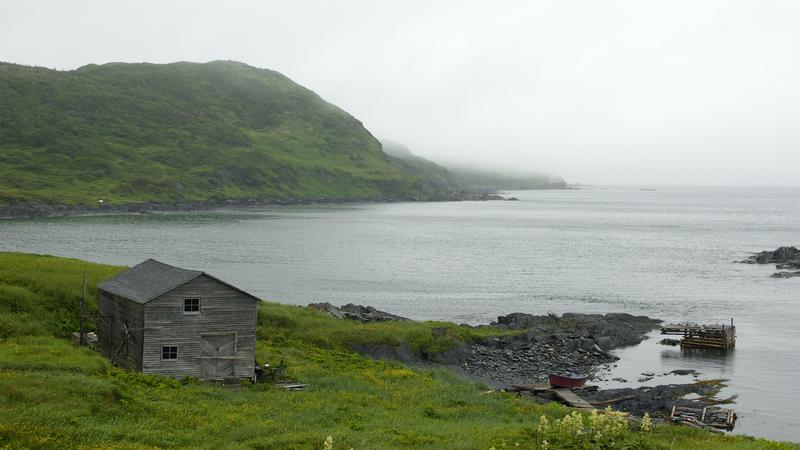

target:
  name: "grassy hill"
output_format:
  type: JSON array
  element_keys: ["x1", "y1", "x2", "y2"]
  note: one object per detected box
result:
[
  {"x1": 0, "y1": 61, "x2": 463, "y2": 208},
  {"x1": 0, "y1": 252, "x2": 794, "y2": 449}
]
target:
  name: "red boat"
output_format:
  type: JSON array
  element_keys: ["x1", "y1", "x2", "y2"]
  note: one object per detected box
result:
[{"x1": 548, "y1": 373, "x2": 589, "y2": 388}]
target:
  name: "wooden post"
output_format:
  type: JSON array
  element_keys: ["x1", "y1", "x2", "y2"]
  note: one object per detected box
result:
[{"x1": 79, "y1": 273, "x2": 87, "y2": 346}]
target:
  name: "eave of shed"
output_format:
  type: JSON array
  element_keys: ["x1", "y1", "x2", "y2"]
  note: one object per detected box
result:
[{"x1": 98, "y1": 259, "x2": 261, "y2": 304}]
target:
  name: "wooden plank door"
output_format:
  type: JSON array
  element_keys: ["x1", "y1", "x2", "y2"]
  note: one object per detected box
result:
[{"x1": 201, "y1": 333, "x2": 236, "y2": 379}]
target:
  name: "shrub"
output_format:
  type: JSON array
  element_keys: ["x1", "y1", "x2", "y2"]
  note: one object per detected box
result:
[{"x1": 532, "y1": 408, "x2": 648, "y2": 450}]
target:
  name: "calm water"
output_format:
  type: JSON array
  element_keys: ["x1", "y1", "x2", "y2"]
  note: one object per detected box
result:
[{"x1": 2, "y1": 187, "x2": 799, "y2": 441}]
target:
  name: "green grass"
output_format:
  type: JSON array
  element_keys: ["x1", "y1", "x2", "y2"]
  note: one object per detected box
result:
[{"x1": 0, "y1": 252, "x2": 796, "y2": 449}]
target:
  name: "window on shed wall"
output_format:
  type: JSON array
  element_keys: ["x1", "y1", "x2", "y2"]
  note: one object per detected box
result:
[
  {"x1": 161, "y1": 346, "x2": 178, "y2": 360},
  {"x1": 184, "y1": 298, "x2": 200, "y2": 313}
]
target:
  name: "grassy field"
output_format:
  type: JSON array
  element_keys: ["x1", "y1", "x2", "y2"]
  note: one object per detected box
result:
[{"x1": 0, "y1": 252, "x2": 796, "y2": 449}]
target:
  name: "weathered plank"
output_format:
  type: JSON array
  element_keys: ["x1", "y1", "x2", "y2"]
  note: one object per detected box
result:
[{"x1": 553, "y1": 389, "x2": 595, "y2": 409}]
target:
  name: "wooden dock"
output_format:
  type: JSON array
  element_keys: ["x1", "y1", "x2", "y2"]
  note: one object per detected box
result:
[
  {"x1": 510, "y1": 384, "x2": 595, "y2": 410},
  {"x1": 553, "y1": 389, "x2": 595, "y2": 409},
  {"x1": 661, "y1": 319, "x2": 736, "y2": 350}
]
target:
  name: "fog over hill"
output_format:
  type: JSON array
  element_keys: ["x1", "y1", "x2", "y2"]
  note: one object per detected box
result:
[{"x1": 382, "y1": 140, "x2": 566, "y2": 191}]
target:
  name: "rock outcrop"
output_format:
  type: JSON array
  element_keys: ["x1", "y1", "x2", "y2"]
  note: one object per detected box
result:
[
  {"x1": 488, "y1": 312, "x2": 662, "y2": 350},
  {"x1": 308, "y1": 302, "x2": 410, "y2": 322},
  {"x1": 579, "y1": 381, "x2": 729, "y2": 417},
  {"x1": 741, "y1": 246, "x2": 800, "y2": 278},
  {"x1": 454, "y1": 312, "x2": 662, "y2": 386},
  {"x1": 741, "y1": 246, "x2": 800, "y2": 265},
  {"x1": 771, "y1": 271, "x2": 800, "y2": 279}
]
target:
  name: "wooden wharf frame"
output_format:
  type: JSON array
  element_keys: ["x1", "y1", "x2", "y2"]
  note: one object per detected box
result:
[{"x1": 660, "y1": 319, "x2": 736, "y2": 350}]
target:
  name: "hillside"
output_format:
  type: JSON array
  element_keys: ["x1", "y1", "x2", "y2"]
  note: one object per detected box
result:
[
  {"x1": 0, "y1": 252, "x2": 793, "y2": 449},
  {"x1": 0, "y1": 61, "x2": 463, "y2": 209}
]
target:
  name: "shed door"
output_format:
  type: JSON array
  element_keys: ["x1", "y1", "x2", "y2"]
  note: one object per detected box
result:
[{"x1": 200, "y1": 333, "x2": 236, "y2": 379}]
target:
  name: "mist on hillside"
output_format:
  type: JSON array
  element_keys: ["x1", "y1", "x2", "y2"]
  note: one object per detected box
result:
[{"x1": 381, "y1": 139, "x2": 566, "y2": 190}]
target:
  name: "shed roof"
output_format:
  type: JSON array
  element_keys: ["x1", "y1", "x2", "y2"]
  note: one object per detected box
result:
[{"x1": 97, "y1": 259, "x2": 260, "y2": 304}]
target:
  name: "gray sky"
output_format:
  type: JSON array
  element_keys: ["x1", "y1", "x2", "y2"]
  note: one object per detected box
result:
[{"x1": 2, "y1": 1, "x2": 799, "y2": 185}]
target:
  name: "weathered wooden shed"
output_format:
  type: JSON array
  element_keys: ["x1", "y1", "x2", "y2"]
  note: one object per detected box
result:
[{"x1": 97, "y1": 259, "x2": 259, "y2": 381}]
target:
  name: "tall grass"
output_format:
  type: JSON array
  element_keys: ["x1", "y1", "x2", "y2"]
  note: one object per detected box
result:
[{"x1": 0, "y1": 253, "x2": 123, "y2": 338}]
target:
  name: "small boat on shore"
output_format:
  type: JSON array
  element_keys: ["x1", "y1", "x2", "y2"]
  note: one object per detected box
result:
[{"x1": 548, "y1": 373, "x2": 589, "y2": 388}]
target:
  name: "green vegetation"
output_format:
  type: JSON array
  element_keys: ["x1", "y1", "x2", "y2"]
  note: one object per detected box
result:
[
  {"x1": 0, "y1": 252, "x2": 795, "y2": 449},
  {"x1": 0, "y1": 61, "x2": 456, "y2": 207}
]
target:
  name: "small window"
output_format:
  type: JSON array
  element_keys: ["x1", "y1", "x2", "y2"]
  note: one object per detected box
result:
[
  {"x1": 162, "y1": 346, "x2": 178, "y2": 360},
  {"x1": 184, "y1": 298, "x2": 200, "y2": 313}
]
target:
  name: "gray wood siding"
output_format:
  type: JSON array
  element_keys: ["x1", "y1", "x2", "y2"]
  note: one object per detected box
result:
[
  {"x1": 98, "y1": 290, "x2": 144, "y2": 371},
  {"x1": 141, "y1": 275, "x2": 257, "y2": 379}
]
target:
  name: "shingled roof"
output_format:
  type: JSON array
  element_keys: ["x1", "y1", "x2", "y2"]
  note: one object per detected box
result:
[{"x1": 97, "y1": 259, "x2": 259, "y2": 304}]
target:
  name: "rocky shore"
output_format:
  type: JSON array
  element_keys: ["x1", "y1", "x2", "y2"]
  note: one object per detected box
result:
[
  {"x1": 309, "y1": 306, "x2": 661, "y2": 382},
  {"x1": 344, "y1": 308, "x2": 663, "y2": 384},
  {"x1": 457, "y1": 312, "x2": 662, "y2": 385},
  {"x1": 311, "y1": 304, "x2": 733, "y2": 419},
  {"x1": 740, "y1": 246, "x2": 800, "y2": 278},
  {"x1": 309, "y1": 302, "x2": 410, "y2": 322},
  {"x1": 0, "y1": 191, "x2": 514, "y2": 219},
  {"x1": 577, "y1": 380, "x2": 731, "y2": 417}
]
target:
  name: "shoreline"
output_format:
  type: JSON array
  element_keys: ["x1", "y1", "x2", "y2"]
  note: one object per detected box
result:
[
  {"x1": 0, "y1": 190, "x2": 535, "y2": 219},
  {"x1": 316, "y1": 304, "x2": 735, "y2": 423}
]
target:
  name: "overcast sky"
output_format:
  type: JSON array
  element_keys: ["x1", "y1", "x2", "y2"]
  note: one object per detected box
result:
[{"x1": 2, "y1": 1, "x2": 799, "y2": 185}]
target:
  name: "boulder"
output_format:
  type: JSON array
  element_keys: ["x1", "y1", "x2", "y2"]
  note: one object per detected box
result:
[
  {"x1": 596, "y1": 336, "x2": 614, "y2": 351},
  {"x1": 741, "y1": 246, "x2": 800, "y2": 265}
]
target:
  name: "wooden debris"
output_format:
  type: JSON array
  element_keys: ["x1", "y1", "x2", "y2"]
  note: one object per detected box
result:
[
  {"x1": 669, "y1": 405, "x2": 736, "y2": 432},
  {"x1": 589, "y1": 395, "x2": 635, "y2": 407}
]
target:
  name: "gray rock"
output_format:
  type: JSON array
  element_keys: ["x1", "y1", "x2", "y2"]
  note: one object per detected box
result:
[
  {"x1": 771, "y1": 271, "x2": 800, "y2": 279},
  {"x1": 579, "y1": 381, "x2": 728, "y2": 417},
  {"x1": 596, "y1": 336, "x2": 614, "y2": 351},
  {"x1": 742, "y1": 246, "x2": 800, "y2": 278},
  {"x1": 308, "y1": 302, "x2": 409, "y2": 322}
]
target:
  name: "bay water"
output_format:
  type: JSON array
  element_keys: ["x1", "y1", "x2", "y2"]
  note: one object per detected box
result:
[{"x1": 2, "y1": 187, "x2": 798, "y2": 441}]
